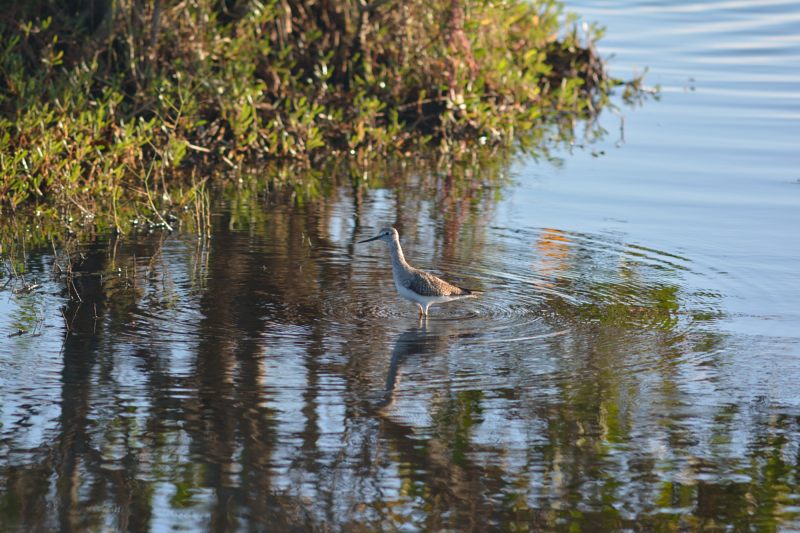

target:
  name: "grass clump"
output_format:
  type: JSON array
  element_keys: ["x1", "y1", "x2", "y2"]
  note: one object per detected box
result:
[{"x1": 0, "y1": 0, "x2": 627, "y2": 230}]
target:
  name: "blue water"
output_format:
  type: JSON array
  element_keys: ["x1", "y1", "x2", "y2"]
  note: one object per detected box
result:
[{"x1": 515, "y1": 0, "x2": 800, "y2": 339}]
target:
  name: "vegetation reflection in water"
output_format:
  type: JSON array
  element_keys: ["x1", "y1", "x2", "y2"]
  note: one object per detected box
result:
[{"x1": 1, "y1": 170, "x2": 798, "y2": 531}]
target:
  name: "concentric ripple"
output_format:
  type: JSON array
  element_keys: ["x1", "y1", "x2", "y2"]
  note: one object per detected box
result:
[{"x1": 254, "y1": 222, "x2": 734, "y2": 424}]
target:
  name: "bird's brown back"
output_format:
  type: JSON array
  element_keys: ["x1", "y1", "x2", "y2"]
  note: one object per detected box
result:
[{"x1": 407, "y1": 268, "x2": 471, "y2": 297}]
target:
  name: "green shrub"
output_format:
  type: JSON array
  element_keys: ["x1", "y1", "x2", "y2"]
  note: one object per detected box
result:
[{"x1": 0, "y1": 0, "x2": 628, "y2": 230}]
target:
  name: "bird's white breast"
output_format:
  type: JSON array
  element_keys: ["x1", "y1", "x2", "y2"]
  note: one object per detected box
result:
[{"x1": 395, "y1": 281, "x2": 426, "y2": 304}]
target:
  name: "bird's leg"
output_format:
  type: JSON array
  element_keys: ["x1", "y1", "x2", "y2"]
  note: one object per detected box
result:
[{"x1": 417, "y1": 304, "x2": 423, "y2": 318}]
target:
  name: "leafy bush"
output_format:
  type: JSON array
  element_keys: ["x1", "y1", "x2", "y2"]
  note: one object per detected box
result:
[{"x1": 0, "y1": 0, "x2": 620, "y2": 228}]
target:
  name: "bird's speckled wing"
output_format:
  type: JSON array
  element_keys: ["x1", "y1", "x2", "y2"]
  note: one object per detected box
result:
[{"x1": 404, "y1": 269, "x2": 471, "y2": 297}]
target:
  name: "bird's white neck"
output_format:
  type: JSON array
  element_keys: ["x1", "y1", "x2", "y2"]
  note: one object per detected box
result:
[{"x1": 388, "y1": 235, "x2": 409, "y2": 270}]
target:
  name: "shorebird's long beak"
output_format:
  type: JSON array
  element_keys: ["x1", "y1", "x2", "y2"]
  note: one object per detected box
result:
[{"x1": 358, "y1": 235, "x2": 381, "y2": 243}]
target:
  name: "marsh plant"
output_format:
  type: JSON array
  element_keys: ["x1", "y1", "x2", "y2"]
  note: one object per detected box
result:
[{"x1": 0, "y1": 0, "x2": 634, "y2": 232}]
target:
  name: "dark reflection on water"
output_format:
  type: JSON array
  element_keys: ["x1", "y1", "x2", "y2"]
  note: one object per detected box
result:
[{"x1": 1, "y1": 184, "x2": 799, "y2": 530}]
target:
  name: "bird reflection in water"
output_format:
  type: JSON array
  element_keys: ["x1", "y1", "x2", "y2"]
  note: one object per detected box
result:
[{"x1": 375, "y1": 320, "x2": 451, "y2": 413}]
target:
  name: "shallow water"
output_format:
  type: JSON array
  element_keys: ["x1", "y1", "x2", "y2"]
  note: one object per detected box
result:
[{"x1": 2, "y1": 1, "x2": 800, "y2": 531}]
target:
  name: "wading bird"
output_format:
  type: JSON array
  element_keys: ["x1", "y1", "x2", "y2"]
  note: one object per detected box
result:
[{"x1": 358, "y1": 227, "x2": 477, "y2": 317}]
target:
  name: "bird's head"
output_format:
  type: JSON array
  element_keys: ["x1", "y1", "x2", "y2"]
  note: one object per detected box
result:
[{"x1": 358, "y1": 227, "x2": 398, "y2": 244}]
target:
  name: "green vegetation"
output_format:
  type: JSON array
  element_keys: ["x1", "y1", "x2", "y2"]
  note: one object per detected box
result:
[{"x1": 1, "y1": 0, "x2": 629, "y2": 231}]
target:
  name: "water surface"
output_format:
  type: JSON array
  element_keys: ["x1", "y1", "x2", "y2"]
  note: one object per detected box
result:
[{"x1": 2, "y1": 0, "x2": 800, "y2": 530}]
